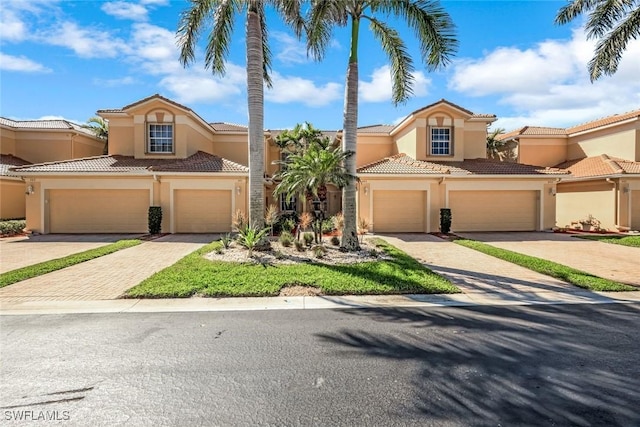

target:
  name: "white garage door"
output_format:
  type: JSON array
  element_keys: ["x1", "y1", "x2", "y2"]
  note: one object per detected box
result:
[
  {"x1": 373, "y1": 190, "x2": 425, "y2": 232},
  {"x1": 449, "y1": 190, "x2": 537, "y2": 232},
  {"x1": 49, "y1": 189, "x2": 149, "y2": 233},
  {"x1": 174, "y1": 189, "x2": 232, "y2": 233}
]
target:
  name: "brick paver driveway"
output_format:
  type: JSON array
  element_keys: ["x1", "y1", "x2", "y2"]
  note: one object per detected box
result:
[
  {"x1": 378, "y1": 234, "x2": 597, "y2": 304},
  {"x1": 457, "y1": 232, "x2": 640, "y2": 287},
  {"x1": 0, "y1": 234, "x2": 215, "y2": 302},
  {"x1": 0, "y1": 234, "x2": 141, "y2": 274}
]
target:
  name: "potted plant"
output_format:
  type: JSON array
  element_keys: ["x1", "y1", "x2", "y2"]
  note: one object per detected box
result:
[{"x1": 579, "y1": 214, "x2": 600, "y2": 232}]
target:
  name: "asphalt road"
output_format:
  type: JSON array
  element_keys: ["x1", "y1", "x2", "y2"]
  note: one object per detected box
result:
[{"x1": 1, "y1": 303, "x2": 639, "y2": 426}]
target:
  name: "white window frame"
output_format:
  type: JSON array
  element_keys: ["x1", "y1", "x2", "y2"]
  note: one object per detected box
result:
[
  {"x1": 148, "y1": 123, "x2": 174, "y2": 153},
  {"x1": 430, "y1": 127, "x2": 451, "y2": 156}
]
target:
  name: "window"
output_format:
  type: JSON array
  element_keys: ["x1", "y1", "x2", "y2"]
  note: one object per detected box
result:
[
  {"x1": 148, "y1": 123, "x2": 173, "y2": 153},
  {"x1": 280, "y1": 193, "x2": 296, "y2": 212},
  {"x1": 280, "y1": 151, "x2": 291, "y2": 171},
  {"x1": 431, "y1": 127, "x2": 451, "y2": 156}
]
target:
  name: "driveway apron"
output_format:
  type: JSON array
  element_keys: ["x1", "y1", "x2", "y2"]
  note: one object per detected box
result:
[
  {"x1": 458, "y1": 232, "x2": 640, "y2": 287},
  {"x1": 0, "y1": 234, "x2": 213, "y2": 302},
  {"x1": 379, "y1": 234, "x2": 601, "y2": 304}
]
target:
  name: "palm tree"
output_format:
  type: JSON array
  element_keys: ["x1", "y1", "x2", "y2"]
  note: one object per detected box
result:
[
  {"x1": 306, "y1": 0, "x2": 457, "y2": 250},
  {"x1": 556, "y1": 0, "x2": 640, "y2": 81},
  {"x1": 486, "y1": 127, "x2": 507, "y2": 160},
  {"x1": 177, "y1": 0, "x2": 304, "y2": 228},
  {"x1": 273, "y1": 123, "x2": 356, "y2": 242},
  {"x1": 83, "y1": 116, "x2": 109, "y2": 154}
]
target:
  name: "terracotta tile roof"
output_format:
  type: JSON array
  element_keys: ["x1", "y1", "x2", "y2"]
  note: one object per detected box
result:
[
  {"x1": 210, "y1": 122, "x2": 248, "y2": 132},
  {"x1": 405, "y1": 99, "x2": 496, "y2": 120},
  {"x1": 358, "y1": 154, "x2": 568, "y2": 176},
  {"x1": 357, "y1": 124, "x2": 395, "y2": 134},
  {"x1": 1, "y1": 155, "x2": 31, "y2": 177},
  {"x1": 497, "y1": 126, "x2": 567, "y2": 140},
  {"x1": 555, "y1": 154, "x2": 640, "y2": 178},
  {"x1": 0, "y1": 117, "x2": 96, "y2": 136},
  {"x1": 10, "y1": 151, "x2": 248, "y2": 174},
  {"x1": 567, "y1": 109, "x2": 640, "y2": 134}
]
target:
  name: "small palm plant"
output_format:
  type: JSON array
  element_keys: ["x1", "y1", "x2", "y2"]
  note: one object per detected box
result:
[
  {"x1": 264, "y1": 204, "x2": 279, "y2": 236},
  {"x1": 358, "y1": 217, "x2": 370, "y2": 243},
  {"x1": 237, "y1": 224, "x2": 269, "y2": 258}
]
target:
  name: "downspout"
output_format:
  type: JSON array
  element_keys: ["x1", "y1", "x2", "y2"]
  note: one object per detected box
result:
[{"x1": 70, "y1": 133, "x2": 76, "y2": 158}]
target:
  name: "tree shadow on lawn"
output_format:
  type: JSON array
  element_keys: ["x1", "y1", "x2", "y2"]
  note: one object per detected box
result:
[{"x1": 315, "y1": 303, "x2": 640, "y2": 426}]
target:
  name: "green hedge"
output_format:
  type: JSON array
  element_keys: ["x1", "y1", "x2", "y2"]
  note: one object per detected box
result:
[{"x1": 0, "y1": 220, "x2": 26, "y2": 236}]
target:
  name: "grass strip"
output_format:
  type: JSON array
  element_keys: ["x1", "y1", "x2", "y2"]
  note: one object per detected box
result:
[
  {"x1": 0, "y1": 239, "x2": 142, "y2": 288},
  {"x1": 126, "y1": 238, "x2": 459, "y2": 298},
  {"x1": 573, "y1": 235, "x2": 640, "y2": 248},
  {"x1": 454, "y1": 239, "x2": 636, "y2": 292}
]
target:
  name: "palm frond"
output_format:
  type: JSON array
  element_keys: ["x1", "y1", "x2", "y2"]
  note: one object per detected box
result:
[
  {"x1": 177, "y1": 0, "x2": 217, "y2": 67},
  {"x1": 258, "y1": 2, "x2": 273, "y2": 87},
  {"x1": 307, "y1": 0, "x2": 347, "y2": 61},
  {"x1": 365, "y1": 16, "x2": 414, "y2": 105},
  {"x1": 555, "y1": 0, "x2": 600, "y2": 24},
  {"x1": 203, "y1": 0, "x2": 239, "y2": 75}
]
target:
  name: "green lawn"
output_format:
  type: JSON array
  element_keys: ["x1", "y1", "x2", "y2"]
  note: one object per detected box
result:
[
  {"x1": 574, "y1": 234, "x2": 640, "y2": 248},
  {"x1": 126, "y1": 238, "x2": 459, "y2": 298},
  {"x1": 0, "y1": 240, "x2": 142, "y2": 288},
  {"x1": 454, "y1": 239, "x2": 637, "y2": 292}
]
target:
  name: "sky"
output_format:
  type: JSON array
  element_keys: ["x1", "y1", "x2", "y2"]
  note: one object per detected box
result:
[{"x1": 1, "y1": 0, "x2": 639, "y2": 133}]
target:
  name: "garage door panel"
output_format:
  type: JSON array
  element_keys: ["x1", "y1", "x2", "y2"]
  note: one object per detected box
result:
[
  {"x1": 175, "y1": 190, "x2": 231, "y2": 233},
  {"x1": 373, "y1": 190, "x2": 425, "y2": 233},
  {"x1": 631, "y1": 190, "x2": 640, "y2": 230},
  {"x1": 450, "y1": 190, "x2": 537, "y2": 232},
  {"x1": 49, "y1": 189, "x2": 149, "y2": 233}
]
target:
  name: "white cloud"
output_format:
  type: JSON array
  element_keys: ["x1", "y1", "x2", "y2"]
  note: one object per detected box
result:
[
  {"x1": 0, "y1": 10, "x2": 27, "y2": 42},
  {"x1": 43, "y1": 21, "x2": 130, "y2": 58},
  {"x1": 266, "y1": 73, "x2": 342, "y2": 106},
  {"x1": 101, "y1": 2, "x2": 148, "y2": 21},
  {"x1": 0, "y1": 53, "x2": 51, "y2": 73},
  {"x1": 93, "y1": 76, "x2": 137, "y2": 87},
  {"x1": 359, "y1": 65, "x2": 431, "y2": 103},
  {"x1": 140, "y1": 0, "x2": 169, "y2": 5},
  {"x1": 450, "y1": 27, "x2": 640, "y2": 129},
  {"x1": 272, "y1": 31, "x2": 308, "y2": 65}
]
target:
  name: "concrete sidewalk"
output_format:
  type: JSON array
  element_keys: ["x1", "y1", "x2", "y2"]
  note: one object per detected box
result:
[
  {"x1": 0, "y1": 234, "x2": 215, "y2": 302},
  {"x1": 1, "y1": 291, "x2": 639, "y2": 315}
]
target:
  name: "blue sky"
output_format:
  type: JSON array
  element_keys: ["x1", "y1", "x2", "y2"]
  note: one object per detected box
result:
[{"x1": 1, "y1": 0, "x2": 639, "y2": 132}]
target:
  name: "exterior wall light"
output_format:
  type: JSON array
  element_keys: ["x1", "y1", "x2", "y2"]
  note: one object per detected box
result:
[{"x1": 26, "y1": 185, "x2": 35, "y2": 195}]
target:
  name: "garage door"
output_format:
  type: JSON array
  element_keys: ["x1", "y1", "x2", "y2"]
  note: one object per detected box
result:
[
  {"x1": 174, "y1": 190, "x2": 232, "y2": 233},
  {"x1": 631, "y1": 190, "x2": 640, "y2": 231},
  {"x1": 449, "y1": 190, "x2": 537, "y2": 232},
  {"x1": 49, "y1": 189, "x2": 149, "y2": 233},
  {"x1": 373, "y1": 190, "x2": 425, "y2": 232}
]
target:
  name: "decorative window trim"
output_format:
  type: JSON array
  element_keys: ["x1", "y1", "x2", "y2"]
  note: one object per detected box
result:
[
  {"x1": 147, "y1": 123, "x2": 174, "y2": 154},
  {"x1": 429, "y1": 127, "x2": 453, "y2": 156}
]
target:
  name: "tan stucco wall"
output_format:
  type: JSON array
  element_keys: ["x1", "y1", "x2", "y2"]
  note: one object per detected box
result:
[
  {"x1": 107, "y1": 117, "x2": 135, "y2": 156},
  {"x1": 556, "y1": 180, "x2": 617, "y2": 230},
  {"x1": 394, "y1": 124, "x2": 418, "y2": 159},
  {"x1": 356, "y1": 135, "x2": 394, "y2": 168},
  {"x1": 518, "y1": 137, "x2": 568, "y2": 167},
  {"x1": 0, "y1": 179, "x2": 26, "y2": 219},
  {"x1": 1, "y1": 130, "x2": 104, "y2": 163},
  {"x1": 568, "y1": 122, "x2": 639, "y2": 161},
  {"x1": 463, "y1": 123, "x2": 489, "y2": 159}
]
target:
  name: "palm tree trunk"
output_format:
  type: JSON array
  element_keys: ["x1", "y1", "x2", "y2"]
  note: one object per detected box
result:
[
  {"x1": 341, "y1": 17, "x2": 360, "y2": 251},
  {"x1": 247, "y1": 7, "x2": 265, "y2": 228}
]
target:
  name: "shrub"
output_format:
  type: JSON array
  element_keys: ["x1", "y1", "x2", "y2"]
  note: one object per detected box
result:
[
  {"x1": 312, "y1": 244, "x2": 327, "y2": 259},
  {"x1": 232, "y1": 210, "x2": 248, "y2": 232},
  {"x1": 264, "y1": 204, "x2": 279, "y2": 235},
  {"x1": 236, "y1": 224, "x2": 269, "y2": 257},
  {"x1": 330, "y1": 235, "x2": 340, "y2": 246},
  {"x1": 303, "y1": 232, "x2": 314, "y2": 246},
  {"x1": 294, "y1": 239, "x2": 305, "y2": 252},
  {"x1": 0, "y1": 220, "x2": 26, "y2": 236},
  {"x1": 368, "y1": 248, "x2": 380, "y2": 258},
  {"x1": 332, "y1": 212, "x2": 344, "y2": 234},
  {"x1": 214, "y1": 247, "x2": 224, "y2": 255},
  {"x1": 220, "y1": 233, "x2": 233, "y2": 249},
  {"x1": 274, "y1": 212, "x2": 298, "y2": 234},
  {"x1": 440, "y1": 208, "x2": 452, "y2": 234},
  {"x1": 322, "y1": 218, "x2": 334, "y2": 234},
  {"x1": 148, "y1": 207, "x2": 162, "y2": 234},
  {"x1": 358, "y1": 217, "x2": 370, "y2": 242},
  {"x1": 279, "y1": 231, "x2": 293, "y2": 247},
  {"x1": 273, "y1": 250, "x2": 285, "y2": 260}
]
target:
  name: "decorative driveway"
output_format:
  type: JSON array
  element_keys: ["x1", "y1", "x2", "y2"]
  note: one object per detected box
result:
[
  {"x1": 0, "y1": 234, "x2": 215, "y2": 302},
  {"x1": 378, "y1": 234, "x2": 600, "y2": 304},
  {"x1": 0, "y1": 234, "x2": 141, "y2": 274},
  {"x1": 457, "y1": 232, "x2": 640, "y2": 287}
]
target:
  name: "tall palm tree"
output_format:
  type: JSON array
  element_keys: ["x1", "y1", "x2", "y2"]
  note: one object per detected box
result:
[
  {"x1": 82, "y1": 116, "x2": 109, "y2": 154},
  {"x1": 556, "y1": 0, "x2": 640, "y2": 81},
  {"x1": 274, "y1": 125, "x2": 356, "y2": 242},
  {"x1": 177, "y1": 0, "x2": 304, "y2": 228},
  {"x1": 306, "y1": 0, "x2": 457, "y2": 250}
]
